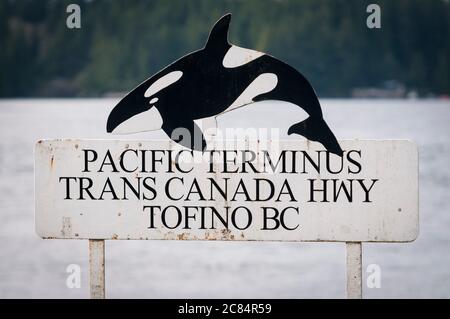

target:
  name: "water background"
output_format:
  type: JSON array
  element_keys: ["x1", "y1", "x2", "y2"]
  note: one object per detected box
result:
[{"x1": 0, "y1": 98, "x2": 449, "y2": 298}]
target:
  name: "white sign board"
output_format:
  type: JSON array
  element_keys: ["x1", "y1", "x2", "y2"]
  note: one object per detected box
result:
[{"x1": 35, "y1": 139, "x2": 418, "y2": 242}]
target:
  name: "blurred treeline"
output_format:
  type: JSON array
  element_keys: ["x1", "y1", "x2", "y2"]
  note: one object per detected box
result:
[{"x1": 1, "y1": 0, "x2": 449, "y2": 97}]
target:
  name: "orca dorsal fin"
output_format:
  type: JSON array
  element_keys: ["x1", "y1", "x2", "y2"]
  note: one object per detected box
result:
[{"x1": 205, "y1": 14, "x2": 231, "y2": 53}]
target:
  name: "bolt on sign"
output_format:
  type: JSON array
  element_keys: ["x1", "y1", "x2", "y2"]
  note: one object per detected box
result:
[{"x1": 35, "y1": 139, "x2": 418, "y2": 242}]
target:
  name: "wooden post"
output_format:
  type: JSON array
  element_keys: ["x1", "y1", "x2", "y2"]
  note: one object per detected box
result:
[
  {"x1": 89, "y1": 239, "x2": 105, "y2": 299},
  {"x1": 346, "y1": 242, "x2": 362, "y2": 299}
]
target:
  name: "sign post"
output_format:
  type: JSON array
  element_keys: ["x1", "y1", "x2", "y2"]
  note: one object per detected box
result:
[
  {"x1": 89, "y1": 239, "x2": 105, "y2": 299},
  {"x1": 346, "y1": 242, "x2": 362, "y2": 299},
  {"x1": 35, "y1": 139, "x2": 418, "y2": 298}
]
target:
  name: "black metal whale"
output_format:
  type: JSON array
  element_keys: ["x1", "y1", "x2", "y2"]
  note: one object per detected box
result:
[{"x1": 107, "y1": 14, "x2": 343, "y2": 156}]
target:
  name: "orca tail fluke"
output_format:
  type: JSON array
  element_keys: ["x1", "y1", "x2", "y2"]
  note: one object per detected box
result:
[{"x1": 288, "y1": 117, "x2": 343, "y2": 157}]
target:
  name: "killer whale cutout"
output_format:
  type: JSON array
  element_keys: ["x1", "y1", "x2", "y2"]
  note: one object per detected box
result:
[{"x1": 106, "y1": 13, "x2": 343, "y2": 156}]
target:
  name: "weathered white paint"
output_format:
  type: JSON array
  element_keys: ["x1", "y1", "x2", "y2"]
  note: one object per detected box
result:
[
  {"x1": 144, "y1": 70, "x2": 183, "y2": 98},
  {"x1": 222, "y1": 73, "x2": 278, "y2": 114},
  {"x1": 89, "y1": 239, "x2": 105, "y2": 299},
  {"x1": 346, "y1": 242, "x2": 362, "y2": 299},
  {"x1": 223, "y1": 45, "x2": 265, "y2": 68},
  {"x1": 111, "y1": 106, "x2": 163, "y2": 134},
  {"x1": 35, "y1": 139, "x2": 418, "y2": 242}
]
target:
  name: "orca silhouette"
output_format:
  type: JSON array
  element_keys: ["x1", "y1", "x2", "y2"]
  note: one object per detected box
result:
[{"x1": 107, "y1": 14, "x2": 343, "y2": 156}]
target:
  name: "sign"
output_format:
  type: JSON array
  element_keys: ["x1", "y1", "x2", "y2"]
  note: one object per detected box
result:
[{"x1": 35, "y1": 139, "x2": 418, "y2": 242}]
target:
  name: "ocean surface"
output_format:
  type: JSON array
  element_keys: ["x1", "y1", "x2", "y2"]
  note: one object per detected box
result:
[{"x1": 0, "y1": 98, "x2": 449, "y2": 298}]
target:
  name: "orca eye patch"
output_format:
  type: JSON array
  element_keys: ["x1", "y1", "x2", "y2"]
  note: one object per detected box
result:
[
  {"x1": 149, "y1": 97, "x2": 159, "y2": 104},
  {"x1": 144, "y1": 71, "x2": 183, "y2": 98}
]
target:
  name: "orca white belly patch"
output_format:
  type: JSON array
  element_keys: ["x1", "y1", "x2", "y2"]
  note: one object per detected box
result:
[
  {"x1": 223, "y1": 45, "x2": 265, "y2": 68},
  {"x1": 112, "y1": 106, "x2": 163, "y2": 134},
  {"x1": 222, "y1": 73, "x2": 278, "y2": 114},
  {"x1": 144, "y1": 71, "x2": 183, "y2": 98}
]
